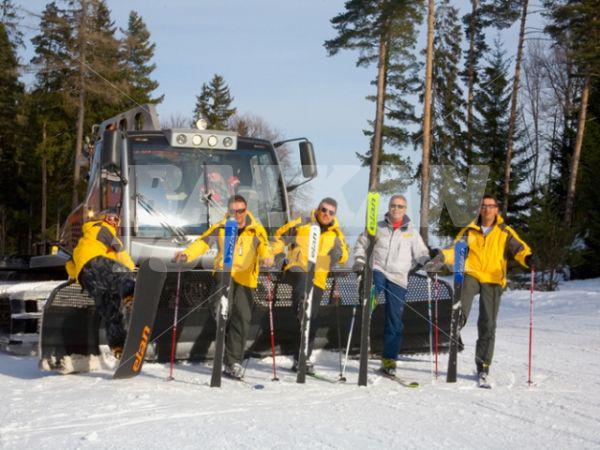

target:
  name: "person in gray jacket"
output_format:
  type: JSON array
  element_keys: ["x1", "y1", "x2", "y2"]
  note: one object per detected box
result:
[{"x1": 353, "y1": 194, "x2": 430, "y2": 376}]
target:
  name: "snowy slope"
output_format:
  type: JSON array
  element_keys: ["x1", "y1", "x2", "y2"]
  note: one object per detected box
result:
[{"x1": 1, "y1": 279, "x2": 599, "y2": 449}]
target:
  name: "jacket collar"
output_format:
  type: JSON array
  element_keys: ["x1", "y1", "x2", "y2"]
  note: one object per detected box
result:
[
  {"x1": 468, "y1": 213, "x2": 504, "y2": 231},
  {"x1": 220, "y1": 210, "x2": 259, "y2": 231},
  {"x1": 384, "y1": 213, "x2": 411, "y2": 231}
]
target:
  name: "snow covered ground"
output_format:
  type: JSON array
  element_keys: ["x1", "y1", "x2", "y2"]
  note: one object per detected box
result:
[{"x1": 1, "y1": 279, "x2": 599, "y2": 449}]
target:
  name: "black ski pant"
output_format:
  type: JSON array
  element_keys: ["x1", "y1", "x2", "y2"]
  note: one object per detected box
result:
[
  {"x1": 285, "y1": 270, "x2": 324, "y2": 362},
  {"x1": 459, "y1": 275, "x2": 504, "y2": 371},
  {"x1": 221, "y1": 280, "x2": 254, "y2": 368},
  {"x1": 79, "y1": 257, "x2": 135, "y2": 350}
]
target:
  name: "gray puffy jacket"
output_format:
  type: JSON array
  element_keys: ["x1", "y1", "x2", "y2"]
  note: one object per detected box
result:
[{"x1": 353, "y1": 214, "x2": 430, "y2": 288}]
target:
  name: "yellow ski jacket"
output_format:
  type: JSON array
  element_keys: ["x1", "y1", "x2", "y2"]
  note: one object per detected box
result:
[
  {"x1": 272, "y1": 211, "x2": 349, "y2": 289},
  {"x1": 181, "y1": 211, "x2": 272, "y2": 288},
  {"x1": 441, "y1": 215, "x2": 531, "y2": 287},
  {"x1": 65, "y1": 220, "x2": 135, "y2": 281}
]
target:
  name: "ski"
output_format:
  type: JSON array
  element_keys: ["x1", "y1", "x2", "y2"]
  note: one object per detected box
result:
[
  {"x1": 446, "y1": 239, "x2": 468, "y2": 383},
  {"x1": 308, "y1": 372, "x2": 342, "y2": 384},
  {"x1": 113, "y1": 258, "x2": 167, "y2": 379},
  {"x1": 358, "y1": 191, "x2": 380, "y2": 386},
  {"x1": 377, "y1": 370, "x2": 419, "y2": 389},
  {"x1": 296, "y1": 224, "x2": 321, "y2": 383},
  {"x1": 284, "y1": 368, "x2": 341, "y2": 384},
  {"x1": 222, "y1": 372, "x2": 265, "y2": 390},
  {"x1": 210, "y1": 219, "x2": 239, "y2": 388}
]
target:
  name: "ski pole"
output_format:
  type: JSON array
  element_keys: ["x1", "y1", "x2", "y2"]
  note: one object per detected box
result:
[
  {"x1": 427, "y1": 275, "x2": 433, "y2": 381},
  {"x1": 342, "y1": 303, "x2": 357, "y2": 380},
  {"x1": 434, "y1": 274, "x2": 440, "y2": 379},
  {"x1": 528, "y1": 265, "x2": 535, "y2": 386},
  {"x1": 167, "y1": 268, "x2": 182, "y2": 381},
  {"x1": 266, "y1": 273, "x2": 279, "y2": 381},
  {"x1": 331, "y1": 276, "x2": 345, "y2": 382}
]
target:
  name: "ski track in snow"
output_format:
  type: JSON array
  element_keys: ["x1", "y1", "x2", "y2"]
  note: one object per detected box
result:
[{"x1": 1, "y1": 279, "x2": 600, "y2": 449}]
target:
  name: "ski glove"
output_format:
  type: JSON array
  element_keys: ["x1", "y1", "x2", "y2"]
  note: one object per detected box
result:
[
  {"x1": 352, "y1": 258, "x2": 366, "y2": 274},
  {"x1": 273, "y1": 253, "x2": 287, "y2": 271},
  {"x1": 422, "y1": 251, "x2": 445, "y2": 275},
  {"x1": 524, "y1": 253, "x2": 537, "y2": 269},
  {"x1": 329, "y1": 245, "x2": 343, "y2": 266}
]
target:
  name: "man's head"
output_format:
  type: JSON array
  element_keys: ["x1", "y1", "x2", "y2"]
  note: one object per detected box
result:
[
  {"x1": 316, "y1": 197, "x2": 337, "y2": 226},
  {"x1": 227, "y1": 194, "x2": 248, "y2": 227},
  {"x1": 96, "y1": 210, "x2": 120, "y2": 228},
  {"x1": 388, "y1": 194, "x2": 407, "y2": 223},
  {"x1": 479, "y1": 194, "x2": 499, "y2": 225}
]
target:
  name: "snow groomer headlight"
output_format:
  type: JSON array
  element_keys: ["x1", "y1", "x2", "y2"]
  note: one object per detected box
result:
[{"x1": 166, "y1": 129, "x2": 237, "y2": 150}]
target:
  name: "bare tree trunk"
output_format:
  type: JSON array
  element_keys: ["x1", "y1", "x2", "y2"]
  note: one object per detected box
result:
[
  {"x1": 41, "y1": 121, "x2": 48, "y2": 241},
  {"x1": 72, "y1": 0, "x2": 87, "y2": 209},
  {"x1": 419, "y1": 0, "x2": 435, "y2": 245},
  {"x1": 56, "y1": 208, "x2": 61, "y2": 241},
  {"x1": 465, "y1": 0, "x2": 478, "y2": 167},
  {"x1": 368, "y1": 29, "x2": 389, "y2": 191},
  {"x1": 546, "y1": 110, "x2": 559, "y2": 197},
  {"x1": 0, "y1": 207, "x2": 5, "y2": 255},
  {"x1": 28, "y1": 203, "x2": 33, "y2": 255},
  {"x1": 564, "y1": 74, "x2": 590, "y2": 227},
  {"x1": 502, "y1": 0, "x2": 529, "y2": 217}
]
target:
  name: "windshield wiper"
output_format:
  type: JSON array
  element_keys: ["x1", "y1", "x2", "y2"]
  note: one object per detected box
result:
[{"x1": 136, "y1": 193, "x2": 191, "y2": 245}]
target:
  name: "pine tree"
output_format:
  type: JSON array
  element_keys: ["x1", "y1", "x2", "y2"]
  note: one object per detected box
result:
[
  {"x1": 428, "y1": 0, "x2": 467, "y2": 238},
  {"x1": 324, "y1": 0, "x2": 423, "y2": 192},
  {"x1": 545, "y1": 0, "x2": 599, "y2": 227},
  {"x1": 472, "y1": 40, "x2": 530, "y2": 226},
  {"x1": 0, "y1": 0, "x2": 23, "y2": 50},
  {"x1": 0, "y1": 21, "x2": 23, "y2": 253},
  {"x1": 121, "y1": 10, "x2": 162, "y2": 106},
  {"x1": 575, "y1": 77, "x2": 600, "y2": 277},
  {"x1": 30, "y1": 2, "x2": 76, "y2": 241},
  {"x1": 193, "y1": 74, "x2": 236, "y2": 130}
]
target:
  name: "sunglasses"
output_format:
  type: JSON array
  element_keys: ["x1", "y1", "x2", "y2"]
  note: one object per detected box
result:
[
  {"x1": 228, "y1": 207, "x2": 247, "y2": 215},
  {"x1": 480, "y1": 204, "x2": 498, "y2": 210},
  {"x1": 319, "y1": 206, "x2": 336, "y2": 216},
  {"x1": 390, "y1": 204, "x2": 406, "y2": 210}
]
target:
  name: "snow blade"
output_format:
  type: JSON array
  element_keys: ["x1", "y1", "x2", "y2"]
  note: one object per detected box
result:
[
  {"x1": 210, "y1": 219, "x2": 238, "y2": 388},
  {"x1": 358, "y1": 191, "x2": 380, "y2": 386},
  {"x1": 296, "y1": 224, "x2": 321, "y2": 383},
  {"x1": 446, "y1": 240, "x2": 468, "y2": 383},
  {"x1": 114, "y1": 258, "x2": 167, "y2": 379}
]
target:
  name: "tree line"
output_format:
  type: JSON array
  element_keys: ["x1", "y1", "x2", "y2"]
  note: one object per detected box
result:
[
  {"x1": 324, "y1": 0, "x2": 599, "y2": 281},
  {"x1": 0, "y1": 0, "x2": 598, "y2": 280}
]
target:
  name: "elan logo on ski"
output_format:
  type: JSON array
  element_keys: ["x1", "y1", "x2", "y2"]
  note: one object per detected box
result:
[{"x1": 132, "y1": 326, "x2": 151, "y2": 372}]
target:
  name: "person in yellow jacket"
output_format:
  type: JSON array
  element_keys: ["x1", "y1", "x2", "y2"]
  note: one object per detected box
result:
[
  {"x1": 174, "y1": 194, "x2": 273, "y2": 379},
  {"x1": 272, "y1": 197, "x2": 349, "y2": 374},
  {"x1": 65, "y1": 210, "x2": 136, "y2": 358},
  {"x1": 425, "y1": 194, "x2": 533, "y2": 382}
]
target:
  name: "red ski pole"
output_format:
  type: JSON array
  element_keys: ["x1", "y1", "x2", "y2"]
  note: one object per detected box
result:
[
  {"x1": 167, "y1": 269, "x2": 182, "y2": 381},
  {"x1": 434, "y1": 274, "x2": 440, "y2": 379},
  {"x1": 266, "y1": 273, "x2": 279, "y2": 381},
  {"x1": 528, "y1": 265, "x2": 535, "y2": 386}
]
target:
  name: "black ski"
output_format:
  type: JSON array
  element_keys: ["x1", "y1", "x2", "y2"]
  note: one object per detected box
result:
[
  {"x1": 210, "y1": 219, "x2": 239, "y2": 388},
  {"x1": 446, "y1": 239, "x2": 468, "y2": 383},
  {"x1": 296, "y1": 224, "x2": 321, "y2": 383},
  {"x1": 113, "y1": 258, "x2": 167, "y2": 379},
  {"x1": 358, "y1": 192, "x2": 380, "y2": 386}
]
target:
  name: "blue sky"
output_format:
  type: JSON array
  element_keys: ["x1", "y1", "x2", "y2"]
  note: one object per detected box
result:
[{"x1": 17, "y1": 0, "x2": 541, "y2": 238}]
